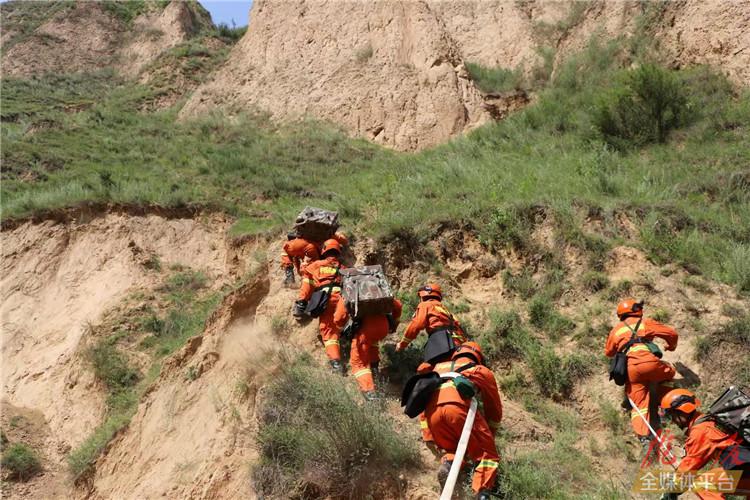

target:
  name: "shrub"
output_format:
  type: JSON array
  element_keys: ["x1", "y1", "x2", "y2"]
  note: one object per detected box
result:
[
  {"x1": 475, "y1": 310, "x2": 537, "y2": 363},
  {"x1": 527, "y1": 294, "x2": 575, "y2": 339},
  {"x1": 599, "y1": 400, "x2": 626, "y2": 435},
  {"x1": 527, "y1": 348, "x2": 595, "y2": 400},
  {"x1": 594, "y1": 64, "x2": 689, "y2": 148},
  {"x1": 2, "y1": 443, "x2": 42, "y2": 481},
  {"x1": 651, "y1": 307, "x2": 671, "y2": 323},
  {"x1": 605, "y1": 280, "x2": 633, "y2": 301},
  {"x1": 482, "y1": 205, "x2": 535, "y2": 253},
  {"x1": 253, "y1": 355, "x2": 418, "y2": 498},
  {"x1": 88, "y1": 341, "x2": 140, "y2": 393},
  {"x1": 466, "y1": 62, "x2": 524, "y2": 93},
  {"x1": 502, "y1": 269, "x2": 536, "y2": 299},
  {"x1": 581, "y1": 271, "x2": 610, "y2": 292}
]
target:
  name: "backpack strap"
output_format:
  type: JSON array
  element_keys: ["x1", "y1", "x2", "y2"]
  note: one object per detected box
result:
[{"x1": 619, "y1": 318, "x2": 644, "y2": 354}]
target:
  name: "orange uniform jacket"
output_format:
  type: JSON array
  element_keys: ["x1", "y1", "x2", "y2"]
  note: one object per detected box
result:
[
  {"x1": 299, "y1": 256, "x2": 344, "y2": 300},
  {"x1": 282, "y1": 238, "x2": 320, "y2": 272},
  {"x1": 678, "y1": 416, "x2": 749, "y2": 500},
  {"x1": 426, "y1": 357, "x2": 503, "y2": 431},
  {"x1": 679, "y1": 416, "x2": 744, "y2": 472},
  {"x1": 398, "y1": 299, "x2": 467, "y2": 350},
  {"x1": 604, "y1": 317, "x2": 678, "y2": 364}
]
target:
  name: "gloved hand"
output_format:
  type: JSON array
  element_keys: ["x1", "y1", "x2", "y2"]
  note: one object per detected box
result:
[{"x1": 293, "y1": 300, "x2": 307, "y2": 318}]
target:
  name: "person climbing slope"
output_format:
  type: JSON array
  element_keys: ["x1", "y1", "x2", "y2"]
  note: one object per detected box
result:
[
  {"x1": 280, "y1": 230, "x2": 348, "y2": 287},
  {"x1": 396, "y1": 283, "x2": 468, "y2": 363},
  {"x1": 605, "y1": 298, "x2": 678, "y2": 440},
  {"x1": 659, "y1": 388, "x2": 750, "y2": 499},
  {"x1": 333, "y1": 295, "x2": 402, "y2": 401},
  {"x1": 294, "y1": 239, "x2": 346, "y2": 373},
  {"x1": 419, "y1": 342, "x2": 502, "y2": 500},
  {"x1": 280, "y1": 232, "x2": 320, "y2": 286}
]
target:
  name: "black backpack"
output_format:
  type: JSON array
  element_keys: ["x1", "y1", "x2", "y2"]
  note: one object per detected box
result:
[
  {"x1": 703, "y1": 386, "x2": 750, "y2": 446},
  {"x1": 608, "y1": 318, "x2": 642, "y2": 386},
  {"x1": 401, "y1": 362, "x2": 476, "y2": 418}
]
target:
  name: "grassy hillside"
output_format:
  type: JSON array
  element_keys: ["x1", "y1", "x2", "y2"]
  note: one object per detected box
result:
[
  {"x1": 3, "y1": 39, "x2": 749, "y2": 293},
  {"x1": 2, "y1": 26, "x2": 750, "y2": 499}
]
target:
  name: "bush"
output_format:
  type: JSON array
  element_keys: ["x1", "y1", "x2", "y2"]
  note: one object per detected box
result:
[
  {"x1": 594, "y1": 64, "x2": 689, "y2": 148},
  {"x1": 475, "y1": 310, "x2": 537, "y2": 363},
  {"x1": 466, "y1": 62, "x2": 524, "y2": 93},
  {"x1": 88, "y1": 341, "x2": 140, "y2": 393},
  {"x1": 2, "y1": 443, "x2": 41, "y2": 481},
  {"x1": 527, "y1": 295, "x2": 575, "y2": 339},
  {"x1": 502, "y1": 269, "x2": 536, "y2": 299},
  {"x1": 581, "y1": 271, "x2": 610, "y2": 292},
  {"x1": 527, "y1": 349, "x2": 594, "y2": 399},
  {"x1": 253, "y1": 355, "x2": 419, "y2": 498}
]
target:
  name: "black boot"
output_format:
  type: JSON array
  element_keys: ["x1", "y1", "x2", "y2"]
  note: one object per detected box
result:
[
  {"x1": 363, "y1": 391, "x2": 378, "y2": 402},
  {"x1": 283, "y1": 266, "x2": 295, "y2": 287},
  {"x1": 476, "y1": 490, "x2": 493, "y2": 500},
  {"x1": 437, "y1": 460, "x2": 452, "y2": 489},
  {"x1": 293, "y1": 300, "x2": 307, "y2": 318},
  {"x1": 330, "y1": 359, "x2": 343, "y2": 375}
]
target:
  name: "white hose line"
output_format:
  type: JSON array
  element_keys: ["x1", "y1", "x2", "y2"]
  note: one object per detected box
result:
[{"x1": 439, "y1": 398, "x2": 478, "y2": 500}]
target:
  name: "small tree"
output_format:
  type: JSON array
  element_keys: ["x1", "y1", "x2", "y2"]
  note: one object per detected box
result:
[{"x1": 595, "y1": 64, "x2": 689, "y2": 148}]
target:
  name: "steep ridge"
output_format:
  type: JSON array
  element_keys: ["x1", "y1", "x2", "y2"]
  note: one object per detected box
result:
[
  {"x1": 1, "y1": 213, "x2": 233, "y2": 499},
  {"x1": 0, "y1": 0, "x2": 211, "y2": 78},
  {"x1": 182, "y1": 0, "x2": 750, "y2": 150},
  {"x1": 180, "y1": 0, "x2": 490, "y2": 151}
]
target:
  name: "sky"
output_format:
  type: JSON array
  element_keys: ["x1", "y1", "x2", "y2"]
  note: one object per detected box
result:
[{"x1": 198, "y1": 1, "x2": 253, "y2": 28}]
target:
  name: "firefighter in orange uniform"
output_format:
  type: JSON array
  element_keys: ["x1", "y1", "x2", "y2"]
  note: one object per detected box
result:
[
  {"x1": 333, "y1": 296, "x2": 403, "y2": 400},
  {"x1": 294, "y1": 239, "x2": 345, "y2": 373},
  {"x1": 395, "y1": 283, "x2": 468, "y2": 360},
  {"x1": 660, "y1": 389, "x2": 750, "y2": 500},
  {"x1": 422, "y1": 342, "x2": 502, "y2": 500},
  {"x1": 604, "y1": 299, "x2": 678, "y2": 439},
  {"x1": 281, "y1": 232, "x2": 320, "y2": 286}
]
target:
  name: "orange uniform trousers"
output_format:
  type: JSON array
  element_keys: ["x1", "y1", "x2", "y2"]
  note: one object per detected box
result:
[
  {"x1": 627, "y1": 357, "x2": 675, "y2": 437},
  {"x1": 426, "y1": 403, "x2": 500, "y2": 493},
  {"x1": 350, "y1": 321, "x2": 387, "y2": 392},
  {"x1": 319, "y1": 293, "x2": 342, "y2": 361}
]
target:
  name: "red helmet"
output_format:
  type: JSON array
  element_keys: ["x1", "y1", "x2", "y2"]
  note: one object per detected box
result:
[
  {"x1": 617, "y1": 298, "x2": 643, "y2": 319},
  {"x1": 453, "y1": 341, "x2": 484, "y2": 365},
  {"x1": 660, "y1": 388, "x2": 700, "y2": 415},
  {"x1": 321, "y1": 239, "x2": 341, "y2": 256},
  {"x1": 417, "y1": 283, "x2": 442, "y2": 300}
]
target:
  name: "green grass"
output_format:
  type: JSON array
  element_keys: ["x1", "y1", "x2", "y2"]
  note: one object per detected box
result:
[
  {"x1": 2, "y1": 40, "x2": 749, "y2": 291},
  {"x1": 466, "y1": 62, "x2": 524, "y2": 93},
  {"x1": 253, "y1": 354, "x2": 419, "y2": 498},
  {"x1": 1, "y1": 443, "x2": 42, "y2": 481},
  {"x1": 528, "y1": 294, "x2": 575, "y2": 339}
]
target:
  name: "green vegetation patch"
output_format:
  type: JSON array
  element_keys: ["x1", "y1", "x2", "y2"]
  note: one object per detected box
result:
[
  {"x1": 1, "y1": 443, "x2": 42, "y2": 481},
  {"x1": 466, "y1": 62, "x2": 524, "y2": 93},
  {"x1": 253, "y1": 355, "x2": 419, "y2": 498}
]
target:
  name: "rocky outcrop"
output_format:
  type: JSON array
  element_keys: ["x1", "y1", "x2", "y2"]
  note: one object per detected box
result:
[
  {"x1": 0, "y1": 0, "x2": 212, "y2": 79},
  {"x1": 180, "y1": 0, "x2": 491, "y2": 151}
]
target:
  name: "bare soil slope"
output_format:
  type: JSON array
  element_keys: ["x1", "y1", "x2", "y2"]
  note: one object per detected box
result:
[
  {"x1": 183, "y1": 0, "x2": 749, "y2": 150},
  {"x1": 0, "y1": 0, "x2": 211, "y2": 79},
  {"x1": 1, "y1": 212, "x2": 232, "y2": 499}
]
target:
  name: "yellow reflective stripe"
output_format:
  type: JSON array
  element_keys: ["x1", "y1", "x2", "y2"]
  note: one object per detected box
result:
[
  {"x1": 476, "y1": 459, "x2": 499, "y2": 469},
  {"x1": 324, "y1": 339, "x2": 340, "y2": 347},
  {"x1": 420, "y1": 420, "x2": 429, "y2": 429},
  {"x1": 304, "y1": 278, "x2": 315, "y2": 284},
  {"x1": 434, "y1": 362, "x2": 453, "y2": 371},
  {"x1": 319, "y1": 266, "x2": 338, "y2": 275},
  {"x1": 629, "y1": 345, "x2": 650, "y2": 353},
  {"x1": 330, "y1": 286, "x2": 341, "y2": 293},
  {"x1": 615, "y1": 323, "x2": 644, "y2": 337},
  {"x1": 353, "y1": 368, "x2": 372, "y2": 378},
  {"x1": 439, "y1": 381, "x2": 455, "y2": 390},
  {"x1": 631, "y1": 407, "x2": 648, "y2": 420}
]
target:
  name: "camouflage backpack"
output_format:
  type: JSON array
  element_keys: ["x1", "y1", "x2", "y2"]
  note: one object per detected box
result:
[
  {"x1": 340, "y1": 265, "x2": 394, "y2": 318},
  {"x1": 293, "y1": 206, "x2": 339, "y2": 242},
  {"x1": 703, "y1": 386, "x2": 750, "y2": 445}
]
